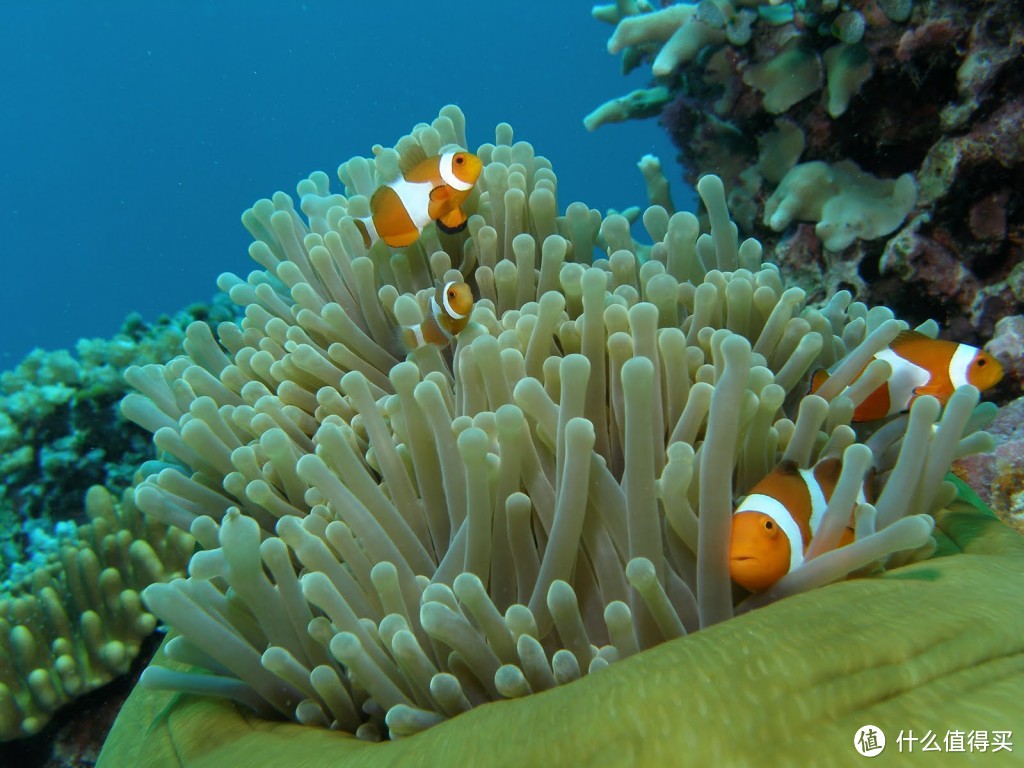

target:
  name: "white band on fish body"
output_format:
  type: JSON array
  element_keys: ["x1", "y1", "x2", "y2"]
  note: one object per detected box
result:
[
  {"x1": 439, "y1": 150, "x2": 473, "y2": 191},
  {"x1": 429, "y1": 297, "x2": 455, "y2": 339},
  {"x1": 441, "y1": 281, "x2": 467, "y2": 319},
  {"x1": 388, "y1": 178, "x2": 434, "y2": 229},
  {"x1": 875, "y1": 348, "x2": 930, "y2": 415},
  {"x1": 948, "y1": 344, "x2": 976, "y2": 390},
  {"x1": 735, "y1": 493, "x2": 806, "y2": 574},
  {"x1": 799, "y1": 468, "x2": 830, "y2": 535},
  {"x1": 413, "y1": 325, "x2": 427, "y2": 347}
]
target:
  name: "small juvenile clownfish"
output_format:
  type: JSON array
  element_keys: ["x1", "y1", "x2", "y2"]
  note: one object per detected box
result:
[
  {"x1": 354, "y1": 149, "x2": 483, "y2": 248},
  {"x1": 729, "y1": 458, "x2": 868, "y2": 592},
  {"x1": 810, "y1": 330, "x2": 1004, "y2": 422},
  {"x1": 400, "y1": 281, "x2": 474, "y2": 350}
]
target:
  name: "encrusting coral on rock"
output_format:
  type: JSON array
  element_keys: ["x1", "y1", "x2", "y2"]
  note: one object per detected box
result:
[
  {"x1": 108, "y1": 106, "x2": 1001, "y2": 742},
  {"x1": 589, "y1": 0, "x2": 1024, "y2": 370}
]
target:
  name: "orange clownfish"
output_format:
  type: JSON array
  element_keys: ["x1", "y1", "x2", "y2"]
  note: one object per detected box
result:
[
  {"x1": 729, "y1": 458, "x2": 867, "y2": 592},
  {"x1": 400, "y1": 281, "x2": 474, "y2": 350},
  {"x1": 355, "y1": 149, "x2": 483, "y2": 248},
  {"x1": 810, "y1": 330, "x2": 1004, "y2": 422}
]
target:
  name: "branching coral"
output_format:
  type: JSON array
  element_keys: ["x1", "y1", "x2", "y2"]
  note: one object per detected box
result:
[
  {"x1": 0, "y1": 487, "x2": 192, "y2": 740},
  {"x1": 117, "y1": 107, "x2": 994, "y2": 740}
]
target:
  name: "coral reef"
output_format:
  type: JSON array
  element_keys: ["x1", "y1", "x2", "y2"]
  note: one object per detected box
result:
[
  {"x1": 954, "y1": 395, "x2": 1024, "y2": 536},
  {"x1": 590, "y1": 0, "x2": 1024, "y2": 363},
  {"x1": 0, "y1": 487, "x2": 192, "y2": 741},
  {"x1": 0, "y1": 299, "x2": 232, "y2": 742},
  {"x1": 0, "y1": 298, "x2": 235, "y2": 583},
  {"x1": 112, "y1": 108, "x2": 998, "y2": 743}
]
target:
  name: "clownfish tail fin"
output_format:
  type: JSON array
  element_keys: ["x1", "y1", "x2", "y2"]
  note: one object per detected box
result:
[{"x1": 810, "y1": 368, "x2": 829, "y2": 394}]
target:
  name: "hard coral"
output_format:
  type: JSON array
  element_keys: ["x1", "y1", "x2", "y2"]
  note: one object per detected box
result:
[
  {"x1": 591, "y1": 0, "x2": 1024, "y2": 344},
  {"x1": 0, "y1": 487, "x2": 192, "y2": 741}
]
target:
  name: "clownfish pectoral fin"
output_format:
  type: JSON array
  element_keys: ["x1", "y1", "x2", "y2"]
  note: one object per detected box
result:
[
  {"x1": 427, "y1": 184, "x2": 454, "y2": 221},
  {"x1": 436, "y1": 206, "x2": 469, "y2": 234},
  {"x1": 912, "y1": 383, "x2": 946, "y2": 398},
  {"x1": 810, "y1": 368, "x2": 829, "y2": 394}
]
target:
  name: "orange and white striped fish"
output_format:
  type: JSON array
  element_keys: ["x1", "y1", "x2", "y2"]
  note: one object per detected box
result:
[
  {"x1": 400, "y1": 281, "x2": 474, "y2": 350},
  {"x1": 729, "y1": 458, "x2": 868, "y2": 592},
  {"x1": 354, "y1": 149, "x2": 483, "y2": 248},
  {"x1": 810, "y1": 330, "x2": 1004, "y2": 422}
]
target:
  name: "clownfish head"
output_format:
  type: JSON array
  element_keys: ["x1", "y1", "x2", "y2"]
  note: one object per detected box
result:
[
  {"x1": 729, "y1": 511, "x2": 792, "y2": 593},
  {"x1": 440, "y1": 281, "x2": 474, "y2": 320},
  {"x1": 444, "y1": 151, "x2": 483, "y2": 189},
  {"x1": 965, "y1": 349, "x2": 1004, "y2": 393}
]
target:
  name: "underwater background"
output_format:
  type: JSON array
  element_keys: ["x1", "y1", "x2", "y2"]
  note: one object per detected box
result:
[
  {"x1": 2, "y1": 0, "x2": 1022, "y2": 765},
  {"x1": 0, "y1": 0, "x2": 684, "y2": 366}
]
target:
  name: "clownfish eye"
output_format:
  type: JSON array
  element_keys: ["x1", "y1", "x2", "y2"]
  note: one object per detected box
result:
[
  {"x1": 977, "y1": 358, "x2": 987, "y2": 366},
  {"x1": 448, "y1": 289, "x2": 456, "y2": 298},
  {"x1": 763, "y1": 519, "x2": 774, "y2": 531},
  {"x1": 454, "y1": 154, "x2": 465, "y2": 165}
]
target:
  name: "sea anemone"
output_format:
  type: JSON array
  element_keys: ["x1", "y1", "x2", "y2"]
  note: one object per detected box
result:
[{"x1": 119, "y1": 106, "x2": 994, "y2": 740}]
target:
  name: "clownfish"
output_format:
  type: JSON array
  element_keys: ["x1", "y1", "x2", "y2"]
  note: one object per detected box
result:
[
  {"x1": 400, "y1": 281, "x2": 474, "y2": 350},
  {"x1": 354, "y1": 149, "x2": 483, "y2": 248},
  {"x1": 729, "y1": 458, "x2": 868, "y2": 592},
  {"x1": 810, "y1": 330, "x2": 1004, "y2": 422}
]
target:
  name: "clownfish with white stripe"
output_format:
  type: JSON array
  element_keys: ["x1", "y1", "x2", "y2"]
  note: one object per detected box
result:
[
  {"x1": 354, "y1": 149, "x2": 483, "y2": 249},
  {"x1": 400, "y1": 281, "x2": 474, "y2": 350},
  {"x1": 810, "y1": 330, "x2": 1004, "y2": 422},
  {"x1": 729, "y1": 458, "x2": 869, "y2": 592}
]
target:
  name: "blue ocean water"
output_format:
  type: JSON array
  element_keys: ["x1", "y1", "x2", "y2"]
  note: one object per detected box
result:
[{"x1": 0, "y1": 1, "x2": 688, "y2": 368}]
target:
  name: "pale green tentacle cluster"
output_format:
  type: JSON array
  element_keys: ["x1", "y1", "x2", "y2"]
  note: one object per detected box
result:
[{"x1": 120, "y1": 106, "x2": 991, "y2": 739}]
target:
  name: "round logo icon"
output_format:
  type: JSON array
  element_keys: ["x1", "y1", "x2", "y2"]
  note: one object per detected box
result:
[{"x1": 854, "y1": 725, "x2": 886, "y2": 757}]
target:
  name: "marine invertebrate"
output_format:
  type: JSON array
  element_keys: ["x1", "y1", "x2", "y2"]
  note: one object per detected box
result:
[
  {"x1": 589, "y1": 0, "x2": 1024, "y2": 347},
  {"x1": 0, "y1": 297, "x2": 236, "y2": 576},
  {"x1": 117, "y1": 108, "x2": 994, "y2": 741},
  {"x1": 98, "y1": 498, "x2": 1024, "y2": 766},
  {"x1": 0, "y1": 487, "x2": 192, "y2": 741},
  {"x1": 764, "y1": 160, "x2": 918, "y2": 251}
]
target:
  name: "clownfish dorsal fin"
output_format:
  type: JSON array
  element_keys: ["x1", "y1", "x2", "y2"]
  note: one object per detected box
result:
[
  {"x1": 398, "y1": 144, "x2": 430, "y2": 178},
  {"x1": 437, "y1": 207, "x2": 469, "y2": 234},
  {"x1": 775, "y1": 459, "x2": 802, "y2": 477},
  {"x1": 892, "y1": 329, "x2": 929, "y2": 348}
]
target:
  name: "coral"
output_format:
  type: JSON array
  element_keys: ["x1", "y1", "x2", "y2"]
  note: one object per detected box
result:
[
  {"x1": 0, "y1": 300, "x2": 231, "y2": 741},
  {"x1": 583, "y1": 86, "x2": 672, "y2": 131},
  {"x1": 0, "y1": 487, "x2": 192, "y2": 741},
  {"x1": 98, "y1": 498, "x2": 1024, "y2": 766},
  {"x1": 0, "y1": 297, "x2": 236, "y2": 579},
  {"x1": 954, "y1": 395, "x2": 1024, "y2": 536},
  {"x1": 114, "y1": 108, "x2": 995, "y2": 742},
  {"x1": 590, "y1": 0, "x2": 1024, "y2": 343},
  {"x1": 764, "y1": 160, "x2": 918, "y2": 251}
]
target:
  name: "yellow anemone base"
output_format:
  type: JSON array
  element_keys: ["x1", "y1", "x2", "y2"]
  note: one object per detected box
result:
[{"x1": 98, "y1": 501, "x2": 1024, "y2": 767}]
